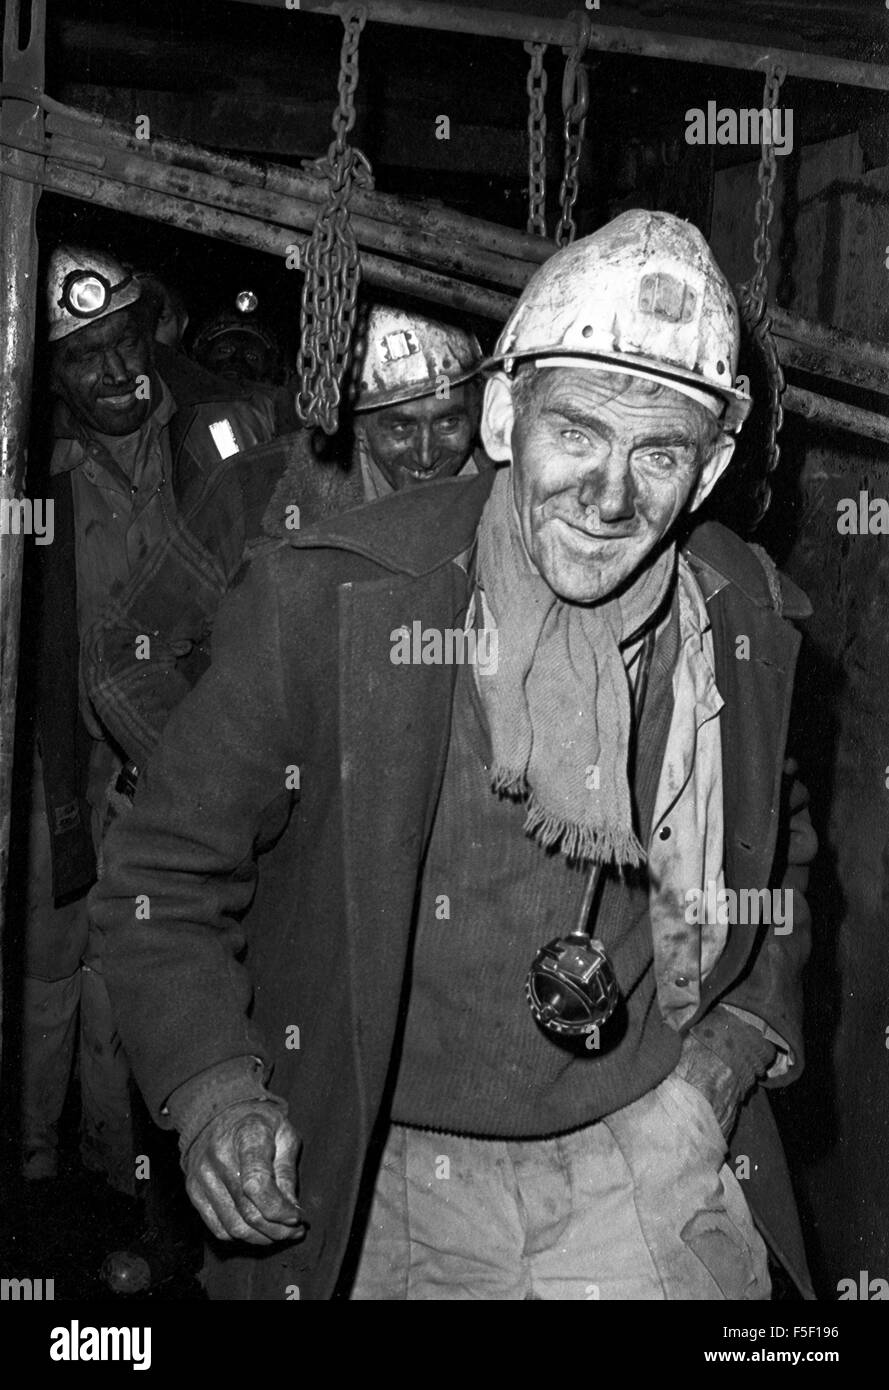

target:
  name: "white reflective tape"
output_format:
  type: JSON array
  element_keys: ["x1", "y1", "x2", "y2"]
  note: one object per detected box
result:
[
  {"x1": 380, "y1": 329, "x2": 419, "y2": 363},
  {"x1": 209, "y1": 418, "x2": 240, "y2": 459}
]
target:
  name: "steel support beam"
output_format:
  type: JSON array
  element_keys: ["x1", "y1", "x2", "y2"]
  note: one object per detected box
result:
[
  {"x1": 771, "y1": 306, "x2": 889, "y2": 398},
  {"x1": 44, "y1": 107, "x2": 551, "y2": 266},
  {"x1": 3, "y1": 149, "x2": 517, "y2": 322},
  {"x1": 0, "y1": 0, "x2": 45, "y2": 1087},
  {"x1": 783, "y1": 386, "x2": 889, "y2": 447},
  {"x1": 229, "y1": 0, "x2": 889, "y2": 92}
]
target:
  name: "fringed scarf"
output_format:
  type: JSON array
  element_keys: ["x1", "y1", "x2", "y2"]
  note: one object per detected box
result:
[{"x1": 475, "y1": 466, "x2": 675, "y2": 866}]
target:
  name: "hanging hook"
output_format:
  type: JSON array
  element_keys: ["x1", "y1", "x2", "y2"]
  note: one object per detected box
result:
[{"x1": 561, "y1": 10, "x2": 592, "y2": 124}]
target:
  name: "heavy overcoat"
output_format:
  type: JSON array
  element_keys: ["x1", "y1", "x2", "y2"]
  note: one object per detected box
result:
[{"x1": 94, "y1": 470, "x2": 816, "y2": 1300}]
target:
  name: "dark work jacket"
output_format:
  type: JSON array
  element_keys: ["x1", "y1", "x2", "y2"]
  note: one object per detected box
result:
[
  {"x1": 93, "y1": 470, "x2": 816, "y2": 1300},
  {"x1": 33, "y1": 347, "x2": 275, "y2": 901}
]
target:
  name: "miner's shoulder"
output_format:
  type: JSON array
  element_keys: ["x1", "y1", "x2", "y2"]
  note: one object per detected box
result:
[
  {"x1": 684, "y1": 518, "x2": 811, "y2": 621},
  {"x1": 283, "y1": 468, "x2": 495, "y2": 578}
]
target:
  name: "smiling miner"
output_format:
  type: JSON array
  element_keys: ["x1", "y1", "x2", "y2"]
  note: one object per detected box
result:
[
  {"x1": 20, "y1": 245, "x2": 274, "y2": 1199},
  {"x1": 92, "y1": 210, "x2": 817, "y2": 1301}
]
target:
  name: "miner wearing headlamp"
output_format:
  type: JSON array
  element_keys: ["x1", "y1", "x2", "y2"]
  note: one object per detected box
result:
[
  {"x1": 19, "y1": 245, "x2": 276, "y2": 1189},
  {"x1": 191, "y1": 294, "x2": 284, "y2": 387},
  {"x1": 82, "y1": 304, "x2": 487, "y2": 773},
  {"x1": 92, "y1": 211, "x2": 816, "y2": 1300},
  {"x1": 349, "y1": 305, "x2": 485, "y2": 495}
]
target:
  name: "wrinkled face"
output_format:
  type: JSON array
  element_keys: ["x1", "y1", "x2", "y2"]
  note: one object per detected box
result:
[
  {"x1": 502, "y1": 368, "x2": 726, "y2": 603},
  {"x1": 359, "y1": 382, "x2": 480, "y2": 490},
  {"x1": 51, "y1": 307, "x2": 153, "y2": 437},
  {"x1": 203, "y1": 331, "x2": 270, "y2": 383}
]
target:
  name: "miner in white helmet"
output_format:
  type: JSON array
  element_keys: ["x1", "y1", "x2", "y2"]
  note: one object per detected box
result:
[
  {"x1": 18, "y1": 244, "x2": 276, "y2": 1208},
  {"x1": 93, "y1": 211, "x2": 816, "y2": 1301},
  {"x1": 350, "y1": 305, "x2": 486, "y2": 495}
]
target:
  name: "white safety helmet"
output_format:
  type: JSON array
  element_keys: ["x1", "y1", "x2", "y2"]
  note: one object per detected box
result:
[
  {"x1": 484, "y1": 209, "x2": 751, "y2": 433},
  {"x1": 352, "y1": 306, "x2": 482, "y2": 412},
  {"x1": 47, "y1": 245, "x2": 142, "y2": 343}
]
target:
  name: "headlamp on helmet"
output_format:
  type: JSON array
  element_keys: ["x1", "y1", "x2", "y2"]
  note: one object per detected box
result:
[
  {"x1": 235, "y1": 289, "x2": 259, "y2": 315},
  {"x1": 47, "y1": 245, "x2": 143, "y2": 342},
  {"x1": 192, "y1": 290, "x2": 279, "y2": 357},
  {"x1": 59, "y1": 269, "x2": 134, "y2": 321}
]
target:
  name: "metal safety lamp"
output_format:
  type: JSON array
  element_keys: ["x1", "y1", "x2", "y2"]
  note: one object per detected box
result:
[{"x1": 526, "y1": 930, "x2": 620, "y2": 1038}]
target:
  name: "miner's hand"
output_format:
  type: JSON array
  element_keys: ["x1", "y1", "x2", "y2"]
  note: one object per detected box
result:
[{"x1": 184, "y1": 1102, "x2": 307, "y2": 1245}]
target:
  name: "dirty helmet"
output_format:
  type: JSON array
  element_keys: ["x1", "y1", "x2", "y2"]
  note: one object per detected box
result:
[
  {"x1": 483, "y1": 209, "x2": 751, "y2": 433},
  {"x1": 47, "y1": 245, "x2": 142, "y2": 343},
  {"x1": 352, "y1": 306, "x2": 483, "y2": 412}
]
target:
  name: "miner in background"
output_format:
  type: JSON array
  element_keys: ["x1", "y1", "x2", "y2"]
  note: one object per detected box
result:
[
  {"x1": 135, "y1": 270, "x2": 190, "y2": 353},
  {"x1": 349, "y1": 304, "x2": 486, "y2": 496},
  {"x1": 82, "y1": 305, "x2": 488, "y2": 774},
  {"x1": 190, "y1": 288, "x2": 301, "y2": 435},
  {"x1": 19, "y1": 245, "x2": 276, "y2": 1189},
  {"x1": 190, "y1": 291, "x2": 284, "y2": 387},
  {"x1": 92, "y1": 211, "x2": 816, "y2": 1301}
]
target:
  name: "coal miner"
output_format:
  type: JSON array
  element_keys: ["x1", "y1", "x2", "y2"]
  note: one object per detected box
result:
[
  {"x1": 20, "y1": 246, "x2": 276, "y2": 1187},
  {"x1": 349, "y1": 305, "x2": 485, "y2": 496},
  {"x1": 91, "y1": 211, "x2": 816, "y2": 1300},
  {"x1": 81, "y1": 306, "x2": 487, "y2": 774},
  {"x1": 192, "y1": 294, "x2": 285, "y2": 388}
]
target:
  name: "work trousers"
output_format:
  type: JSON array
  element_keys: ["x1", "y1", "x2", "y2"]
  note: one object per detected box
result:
[
  {"x1": 350, "y1": 1072, "x2": 770, "y2": 1300},
  {"x1": 21, "y1": 753, "x2": 135, "y2": 1193}
]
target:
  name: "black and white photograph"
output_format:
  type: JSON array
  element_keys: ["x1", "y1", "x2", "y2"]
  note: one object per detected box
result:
[{"x1": 0, "y1": 0, "x2": 886, "y2": 1362}]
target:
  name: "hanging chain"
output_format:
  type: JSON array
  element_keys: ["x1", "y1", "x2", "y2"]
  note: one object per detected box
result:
[
  {"x1": 296, "y1": 6, "x2": 368, "y2": 434},
  {"x1": 555, "y1": 14, "x2": 591, "y2": 249},
  {"x1": 524, "y1": 41, "x2": 548, "y2": 238},
  {"x1": 746, "y1": 63, "x2": 786, "y2": 320},
  {"x1": 738, "y1": 62, "x2": 787, "y2": 526}
]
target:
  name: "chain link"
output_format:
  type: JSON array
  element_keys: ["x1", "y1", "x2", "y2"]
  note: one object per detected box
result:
[
  {"x1": 555, "y1": 16, "x2": 591, "y2": 249},
  {"x1": 296, "y1": 6, "x2": 368, "y2": 435},
  {"x1": 739, "y1": 62, "x2": 787, "y2": 526},
  {"x1": 524, "y1": 41, "x2": 548, "y2": 238},
  {"x1": 747, "y1": 64, "x2": 786, "y2": 320}
]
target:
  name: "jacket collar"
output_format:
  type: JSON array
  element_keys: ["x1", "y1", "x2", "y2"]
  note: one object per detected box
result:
[
  {"x1": 51, "y1": 376, "x2": 176, "y2": 477},
  {"x1": 683, "y1": 518, "x2": 811, "y2": 620}
]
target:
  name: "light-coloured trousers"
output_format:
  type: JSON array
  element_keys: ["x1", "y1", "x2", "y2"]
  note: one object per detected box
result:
[{"x1": 350, "y1": 1072, "x2": 770, "y2": 1300}]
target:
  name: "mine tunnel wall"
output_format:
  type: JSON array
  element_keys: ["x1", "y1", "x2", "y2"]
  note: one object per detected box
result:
[{"x1": 712, "y1": 130, "x2": 889, "y2": 1297}]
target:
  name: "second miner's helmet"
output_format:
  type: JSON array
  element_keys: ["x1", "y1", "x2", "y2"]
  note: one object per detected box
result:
[
  {"x1": 47, "y1": 245, "x2": 142, "y2": 343},
  {"x1": 191, "y1": 290, "x2": 282, "y2": 377},
  {"x1": 484, "y1": 209, "x2": 751, "y2": 433},
  {"x1": 352, "y1": 306, "x2": 483, "y2": 412}
]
